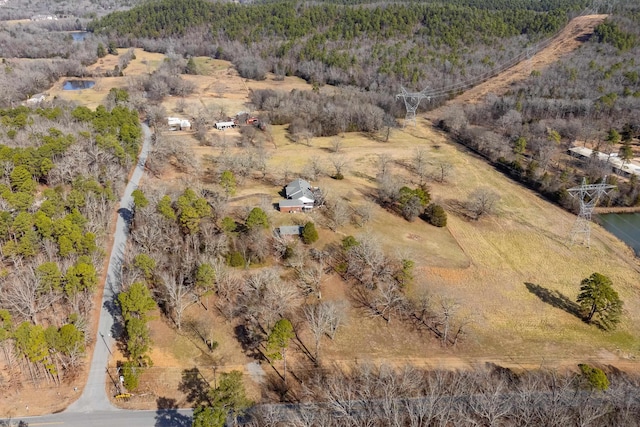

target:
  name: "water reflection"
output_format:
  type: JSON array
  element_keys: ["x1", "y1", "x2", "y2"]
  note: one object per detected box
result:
[{"x1": 62, "y1": 80, "x2": 96, "y2": 90}]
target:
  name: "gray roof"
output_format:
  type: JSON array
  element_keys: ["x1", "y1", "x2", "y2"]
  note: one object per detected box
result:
[
  {"x1": 279, "y1": 199, "x2": 304, "y2": 208},
  {"x1": 278, "y1": 226, "x2": 302, "y2": 236},
  {"x1": 285, "y1": 178, "x2": 314, "y2": 201}
]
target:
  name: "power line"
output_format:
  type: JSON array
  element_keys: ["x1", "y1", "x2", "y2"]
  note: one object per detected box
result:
[
  {"x1": 396, "y1": 86, "x2": 430, "y2": 127},
  {"x1": 398, "y1": 3, "x2": 601, "y2": 105}
]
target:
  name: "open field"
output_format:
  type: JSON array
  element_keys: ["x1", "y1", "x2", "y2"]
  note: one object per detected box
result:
[{"x1": 169, "y1": 120, "x2": 640, "y2": 358}]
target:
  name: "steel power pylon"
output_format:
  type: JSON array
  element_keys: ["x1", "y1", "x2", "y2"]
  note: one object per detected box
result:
[
  {"x1": 568, "y1": 177, "x2": 616, "y2": 247},
  {"x1": 396, "y1": 86, "x2": 430, "y2": 127}
]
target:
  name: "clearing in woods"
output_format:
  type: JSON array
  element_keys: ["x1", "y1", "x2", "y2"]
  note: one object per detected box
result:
[{"x1": 428, "y1": 14, "x2": 608, "y2": 117}]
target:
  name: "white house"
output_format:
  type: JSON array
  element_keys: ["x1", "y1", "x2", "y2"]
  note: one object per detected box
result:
[
  {"x1": 167, "y1": 117, "x2": 191, "y2": 131},
  {"x1": 278, "y1": 178, "x2": 316, "y2": 213}
]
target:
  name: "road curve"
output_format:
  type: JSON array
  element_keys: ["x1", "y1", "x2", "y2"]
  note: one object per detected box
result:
[{"x1": 65, "y1": 122, "x2": 152, "y2": 413}]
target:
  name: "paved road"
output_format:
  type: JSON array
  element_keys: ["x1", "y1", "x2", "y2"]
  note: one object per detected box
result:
[
  {"x1": 10, "y1": 408, "x2": 193, "y2": 427},
  {"x1": 1, "y1": 122, "x2": 197, "y2": 426},
  {"x1": 1, "y1": 123, "x2": 192, "y2": 427},
  {"x1": 64, "y1": 121, "x2": 153, "y2": 414}
]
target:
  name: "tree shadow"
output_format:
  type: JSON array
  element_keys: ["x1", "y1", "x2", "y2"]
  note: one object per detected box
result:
[
  {"x1": 117, "y1": 207, "x2": 134, "y2": 226},
  {"x1": 234, "y1": 324, "x2": 265, "y2": 360},
  {"x1": 524, "y1": 282, "x2": 582, "y2": 319},
  {"x1": 154, "y1": 397, "x2": 191, "y2": 427},
  {"x1": 178, "y1": 367, "x2": 210, "y2": 406}
]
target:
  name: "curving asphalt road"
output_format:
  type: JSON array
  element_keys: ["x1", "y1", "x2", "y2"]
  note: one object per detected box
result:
[{"x1": 0, "y1": 123, "x2": 195, "y2": 426}]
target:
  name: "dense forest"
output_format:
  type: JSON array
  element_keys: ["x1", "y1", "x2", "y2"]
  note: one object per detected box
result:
[
  {"x1": 438, "y1": 4, "x2": 640, "y2": 209},
  {"x1": 0, "y1": 98, "x2": 141, "y2": 386},
  {"x1": 88, "y1": 0, "x2": 589, "y2": 91}
]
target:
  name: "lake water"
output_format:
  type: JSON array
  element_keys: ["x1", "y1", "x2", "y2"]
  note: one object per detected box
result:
[
  {"x1": 62, "y1": 80, "x2": 95, "y2": 90},
  {"x1": 70, "y1": 31, "x2": 89, "y2": 42},
  {"x1": 598, "y1": 213, "x2": 640, "y2": 256}
]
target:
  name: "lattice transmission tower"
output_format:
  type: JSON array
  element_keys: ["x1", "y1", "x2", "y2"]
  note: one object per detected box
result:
[
  {"x1": 396, "y1": 86, "x2": 431, "y2": 127},
  {"x1": 568, "y1": 177, "x2": 615, "y2": 247}
]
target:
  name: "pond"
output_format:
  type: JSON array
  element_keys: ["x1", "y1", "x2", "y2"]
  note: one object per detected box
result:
[
  {"x1": 598, "y1": 213, "x2": 640, "y2": 256},
  {"x1": 62, "y1": 80, "x2": 95, "y2": 90},
  {"x1": 70, "y1": 31, "x2": 90, "y2": 42}
]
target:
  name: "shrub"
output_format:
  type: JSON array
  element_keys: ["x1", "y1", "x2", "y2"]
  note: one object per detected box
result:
[
  {"x1": 579, "y1": 364, "x2": 609, "y2": 391},
  {"x1": 227, "y1": 251, "x2": 244, "y2": 267},
  {"x1": 121, "y1": 361, "x2": 140, "y2": 391},
  {"x1": 301, "y1": 222, "x2": 319, "y2": 244},
  {"x1": 424, "y1": 203, "x2": 447, "y2": 227}
]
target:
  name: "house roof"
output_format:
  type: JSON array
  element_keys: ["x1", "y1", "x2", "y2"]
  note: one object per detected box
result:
[
  {"x1": 279, "y1": 199, "x2": 304, "y2": 208},
  {"x1": 278, "y1": 226, "x2": 302, "y2": 236},
  {"x1": 285, "y1": 178, "x2": 314, "y2": 201}
]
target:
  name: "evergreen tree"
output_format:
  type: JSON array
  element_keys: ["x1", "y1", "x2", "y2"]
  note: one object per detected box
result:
[
  {"x1": 266, "y1": 318, "x2": 295, "y2": 382},
  {"x1": 97, "y1": 43, "x2": 107, "y2": 58},
  {"x1": 577, "y1": 273, "x2": 623, "y2": 330},
  {"x1": 246, "y1": 207, "x2": 269, "y2": 230},
  {"x1": 301, "y1": 221, "x2": 319, "y2": 244}
]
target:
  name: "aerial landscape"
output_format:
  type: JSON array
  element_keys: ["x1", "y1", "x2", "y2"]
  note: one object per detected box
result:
[{"x1": 1, "y1": 0, "x2": 640, "y2": 426}]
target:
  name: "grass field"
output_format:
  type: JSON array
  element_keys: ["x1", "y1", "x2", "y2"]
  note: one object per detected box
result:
[{"x1": 152, "y1": 114, "x2": 640, "y2": 370}]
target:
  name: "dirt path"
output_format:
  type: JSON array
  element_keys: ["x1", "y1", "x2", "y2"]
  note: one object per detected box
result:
[{"x1": 428, "y1": 14, "x2": 607, "y2": 119}]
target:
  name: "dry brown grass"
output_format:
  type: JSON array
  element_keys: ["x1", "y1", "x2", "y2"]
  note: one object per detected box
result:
[{"x1": 153, "y1": 113, "x2": 640, "y2": 369}]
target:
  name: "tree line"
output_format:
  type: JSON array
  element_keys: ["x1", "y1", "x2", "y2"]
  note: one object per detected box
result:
[
  {"x1": 88, "y1": 0, "x2": 585, "y2": 92},
  {"x1": 236, "y1": 362, "x2": 640, "y2": 426}
]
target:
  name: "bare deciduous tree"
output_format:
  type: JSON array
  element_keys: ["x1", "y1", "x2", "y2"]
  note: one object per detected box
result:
[
  {"x1": 303, "y1": 156, "x2": 324, "y2": 181},
  {"x1": 467, "y1": 187, "x2": 501, "y2": 220},
  {"x1": 377, "y1": 153, "x2": 393, "y2": 179},
  {"x1": 353, "y1": 202, "x2": 375, "y2": 227},
  {"x1": 330, "y1": 155, "x2": 348, "y2": 178},
  {"x1": 434, "y1": 161, "x2": 453, "y2": 184},
  {"x1": 326, "y1": 198, "x2": 351, "y2": 231},
  {"x1": 159, "y1": 270, "x2": 197, "y2": 331},
  {"x1": 412, "y1": 148, "x2": 430, "y2": 186},
  {"x1": 297, "y1": 262, "x2": 324, "y2": 299}
]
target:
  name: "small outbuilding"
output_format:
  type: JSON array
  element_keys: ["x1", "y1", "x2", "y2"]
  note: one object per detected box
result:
[
  {"x1": 215, "y1": 121, "x2": 236, "y2": 130},
  {"x1": 167, "y1": 117, "x2": 192, "y2": 131},
  {"x1": 277, "y1": 225, "x2": 302, "y2": 237}
]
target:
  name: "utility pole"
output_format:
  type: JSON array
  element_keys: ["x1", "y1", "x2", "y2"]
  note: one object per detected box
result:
[
  {"x1": 396, "y1": 86, "x2": 431, "y2": 127},
  {"x1": 568, "y1": 177, "x2": 616, "y2": 247}
]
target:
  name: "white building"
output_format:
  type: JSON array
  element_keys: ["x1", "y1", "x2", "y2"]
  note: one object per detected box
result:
[
  {"x1": 167, "y1": 117, "x2": 191, "y2": 131},
  {"x1": 215, "y1": 121, "x2": 236, "y2": 130},
  {"x1": 569, "y1": 146, "x2": 640, "y2": 178}
]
